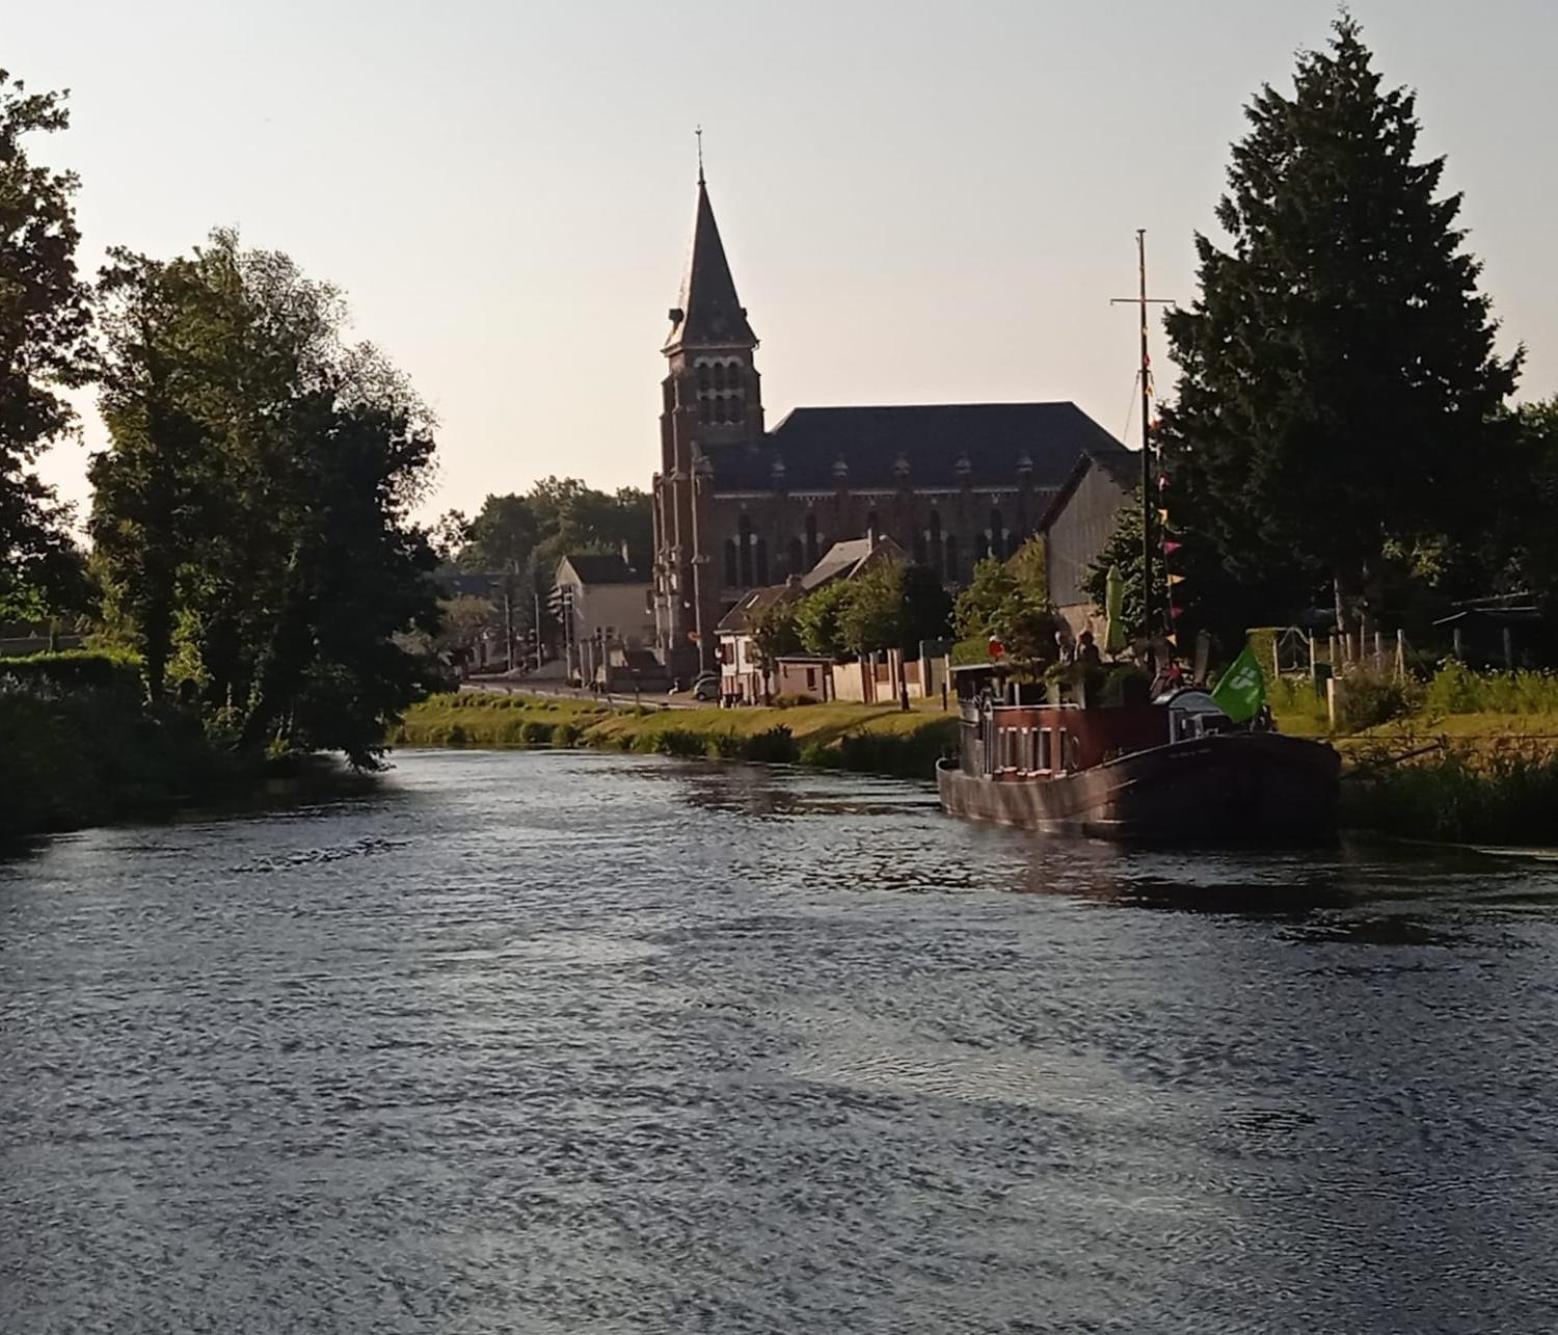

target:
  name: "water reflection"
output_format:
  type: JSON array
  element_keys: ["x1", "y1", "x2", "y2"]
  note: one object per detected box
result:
[{"x1": 3, "y1": 749, "x2": 1558, "y2": 1333}]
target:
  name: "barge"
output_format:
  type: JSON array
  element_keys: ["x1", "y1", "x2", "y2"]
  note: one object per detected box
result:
[{"x1": 937, "y1": 664, "x2": 1340, "y2": 842}]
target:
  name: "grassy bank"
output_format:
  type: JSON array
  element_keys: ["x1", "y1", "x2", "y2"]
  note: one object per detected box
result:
[{"x1": 395, "y1": 692, "x2": 959, "y2": 780}]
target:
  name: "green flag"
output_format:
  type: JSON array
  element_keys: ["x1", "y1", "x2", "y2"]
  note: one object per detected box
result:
[{"x1": 1211, "y1": 643, "x2": 1266, "y2": 723}]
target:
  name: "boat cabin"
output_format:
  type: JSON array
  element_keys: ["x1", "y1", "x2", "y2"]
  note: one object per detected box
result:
[{"x1": 951, "y1": 663, "x2": 1234, "y2": 780}]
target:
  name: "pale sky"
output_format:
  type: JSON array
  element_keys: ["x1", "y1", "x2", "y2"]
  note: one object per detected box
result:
[{"x1": 12, "y1": 1, "x2": 1557, "y2": 527}]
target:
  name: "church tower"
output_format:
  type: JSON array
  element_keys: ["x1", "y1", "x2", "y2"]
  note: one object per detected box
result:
[{"x1": 651, "y1": 156, "x2": 763, "y2": 675}]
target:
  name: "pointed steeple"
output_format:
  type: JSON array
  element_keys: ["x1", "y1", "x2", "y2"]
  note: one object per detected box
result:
[{"x1": 663, "y1": 175, "x2": 757, "y2": 354}]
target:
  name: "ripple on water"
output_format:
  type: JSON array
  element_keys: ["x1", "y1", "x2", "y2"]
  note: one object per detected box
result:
[{"x1": 4, "y1": 749, "x2": 1558, "y2": 1333}]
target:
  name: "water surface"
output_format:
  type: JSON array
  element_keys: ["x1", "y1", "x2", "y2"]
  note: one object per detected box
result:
[{"x1": 4, "y1": 750, "x2": 1557, "y2": 1333}]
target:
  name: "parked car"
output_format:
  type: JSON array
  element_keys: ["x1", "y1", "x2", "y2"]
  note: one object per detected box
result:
[{"x1": 690, "y1": 672, "x2": 720, "y2": 702}]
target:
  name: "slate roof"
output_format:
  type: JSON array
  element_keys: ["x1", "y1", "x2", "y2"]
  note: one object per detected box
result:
[
  {"x1": 715, "y1": 582, "x2": 800, "y2": 635},
  {"x1": 663, "y1": 182, "x2": 757, "y2": 353},
  {"x1": 800, "y1": 534, "x2": 909, "y2": 591},
  {"x1": 556, "y1": 553, "x2": 643, "y2": 586},
  {"x1": 705, "y1": 402, "x2": 1131, "y2": 492}
]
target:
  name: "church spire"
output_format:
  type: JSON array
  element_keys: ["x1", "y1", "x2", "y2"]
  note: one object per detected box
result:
[{"x1": 663, "y1": 146, "x2": 757, "y2": 354}]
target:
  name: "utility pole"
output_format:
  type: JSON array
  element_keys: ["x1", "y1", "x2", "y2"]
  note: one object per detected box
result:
[{"x1": 1112, "y1": 230, "x2": 1174, "y2": 639}]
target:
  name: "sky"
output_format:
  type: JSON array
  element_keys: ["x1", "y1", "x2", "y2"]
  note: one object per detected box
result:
[{"x1": 11, "y1": 0, "x2": 1558, "y2": 527}]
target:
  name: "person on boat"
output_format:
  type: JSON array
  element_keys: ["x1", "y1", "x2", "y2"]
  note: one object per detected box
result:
[
  {"x1": 1054, "y1": 627, "x2": 1075, "y2": 664},
  {"x1": 1076, "y1": 630, "x2": 1102, "y2": 670}
]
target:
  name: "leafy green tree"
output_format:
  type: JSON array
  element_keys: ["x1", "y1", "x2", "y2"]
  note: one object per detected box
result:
[
  {"x1": 795, "y1": 580, "x2": 852, "y2": 658},
  {"x1": 0, "y1": 71, "x2": 94, "y2": 619},
  {"x1": 954, "y1": 558, "x2": 1019, "y2": 642},
  {"x1": 1159, "y1": 16, "x2": 1521, "y2": 637},
  {"x1": 92, "y1": 231, "x2": 438, "y2": 764},
  {"x1": 748, "y1": 596, "x2": 802, "y2": 674},
  {"x1": 837, "y1": 560, "x2": 904, "y2": 657}
]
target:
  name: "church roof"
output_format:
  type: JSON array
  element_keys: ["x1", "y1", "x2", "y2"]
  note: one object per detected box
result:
[
  {"x1": 663, "y1": 181, "x2": 757, "y2": 353},
  {"x1": 705, "y1": 402, "x2": 1131, "y2": 491}
]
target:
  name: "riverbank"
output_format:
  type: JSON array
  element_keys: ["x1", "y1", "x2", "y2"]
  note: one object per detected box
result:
[
  {"x1": 395, "y1": 692, "x2": 959, "y2": 780},
  {"x1": 398, "y1": 690, "x2": 1558, "y2": 846}
]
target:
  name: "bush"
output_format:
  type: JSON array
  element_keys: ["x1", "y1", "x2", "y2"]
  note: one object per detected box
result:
[
  {"x1": 554, "y1": 721, "x2": 583, "y2": 747},
  {"x1": 649, "y1": 728, "x2": 706, "y2": 758},
  {"x1": 742, "y1": 726, "x2": 799, "y2": 764},
  {"x1": 707, "y1": 732, "x2": 744, "y2": 759},
  {"x1": 799, "y1": 740, "x2": 845, "y2": 769},
  {"x1": 1334, "y1": 668, "x2": 1422, "y2": 733},
  {"x1": 1423, "y1": 662, "x2": 1558, "y2": 716},
  {"x1": 519, "y1": 719, "x2": 555, "y2": 746},
  {"x1": 0, "y1": 649, "x2": 143, "y2": 698},
  {"x1": 1346, "y1": 741, "x2": 1558, "y2": 844}
]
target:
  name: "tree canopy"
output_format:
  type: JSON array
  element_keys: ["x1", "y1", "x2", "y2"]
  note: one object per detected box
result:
[
  {"x1": 91, "y1": 231, "x2": 439, "y2": 764},
  {"x1": 0, "y1": 71, "x2": 93, "y2": 619},
  {"x1": 1158, "y1": 15, "x2": 1521, "y2": 635}
]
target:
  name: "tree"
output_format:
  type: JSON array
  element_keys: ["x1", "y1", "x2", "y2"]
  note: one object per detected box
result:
[
  {"x1": 1082, "y1": 497, "x2": 1147, "y2": 639},
  {"x1": 1159, "y1": 16, "x2": 1521, "y2": 638},
  {"x1": 92, "y1": 230, "x2": 439, "y2": 764},
  {"x1": 954, "y1": 558, "x2": 1019, "y2": 643},
  {"x1": 837, "y1": 560, "x2": 904, "y2": 657},
  {"x1": 954, "y1": 548, "x2": 1060, "y2": 668},
  {"x1": 0, "y1": 71, "x2": 94, "y2": 618},
  {"x1": 795, "y1": 580, "x2": 852, "y2": 659},
  {"x1": 748, "y1": 596, "x2": 801, "y2": 674}
]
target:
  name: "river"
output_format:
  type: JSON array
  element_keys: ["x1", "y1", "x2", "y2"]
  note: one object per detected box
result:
[{"x1": 3, "y1": 749, "x2": 1558, "y2": 1333}]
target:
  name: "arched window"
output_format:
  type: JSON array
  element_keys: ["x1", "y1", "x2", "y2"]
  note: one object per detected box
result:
[
  {"x1": 755, "y1": 538, "x2": 769, "y2": 586},
  {"x1": 913, "y1": 529, "x2": 927, "y2": 565},
  {"x1": 989, "y1": 507, "x2": 1005, "y2": 561},
  {"x1": 738, "y1": 515, "x2": 753, "y2": 586},
  {"x1": 726, "y1": 397, "x2": 742, "y2": 426},
  {"x1": 866, "y1": 509, "x2": 879, "y2": 537},
  {"x1": 944, "y1": 534, "x2": 960, "y2": 583},
  {"x1": 787, "y1": 536, "x2": 804, "y2": 574},
  {"x1": 724, "y1": 539, "x2": 738, "y2": 588},
  {"x1": 805, "y1": 514, "x2": 819, "y2": 566},
  {"x1": 697, "y1": 363, "x2": 711, "y2": 390},
  {"x1": 975, "y1": 530, "x2": 990, "y2": 563},
  {"x1": 698, "y1": 398, "x2": 711, "y2": 424},
  {"x1": 712, "y1": 363, "x2": 725, "y2": 391},
  {"x1": 928, "y1": 509, "x2": 944, "y2": 577}
]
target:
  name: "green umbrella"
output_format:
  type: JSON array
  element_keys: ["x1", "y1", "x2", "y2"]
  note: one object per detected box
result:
[{"x1": 1103, "y1": 564, "x2": 1126, "y2": 655}]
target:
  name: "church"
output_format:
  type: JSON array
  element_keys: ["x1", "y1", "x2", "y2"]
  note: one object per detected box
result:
[{"x1": 650, "y1": 169, "x2": 1134, "y2": 675}]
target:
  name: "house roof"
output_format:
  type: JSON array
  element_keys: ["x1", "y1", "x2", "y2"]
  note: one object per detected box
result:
[
  {"x1": 715, "y1": 582, "x2": 800, "y2": 635},
  {"x1": 800, "y1": 534, "x2": 908, "y2": 591},
  {"x1": 703, "y1": 402, "x2": 1130, "y2": 492},
  {"x1": 556, "y1": 553, "x2": 643, "y2": 586},
  {"x1": 663, "y1": 181, "x2": 757, "y2": 353}
]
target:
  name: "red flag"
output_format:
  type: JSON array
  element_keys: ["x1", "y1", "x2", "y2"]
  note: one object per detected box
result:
[
  {"x1": 988, "y1": 636, "x2": 1005, "y2": 660},
  {"x1": 1162, "y1": 539, "x2": 1183, "y2": 555}
]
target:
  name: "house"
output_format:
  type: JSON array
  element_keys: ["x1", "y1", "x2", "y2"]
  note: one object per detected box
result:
[
  {"x1": 553, "y1": 553, "x2": 656, "y2": 686},
  {"x1": 1038, "y1": 451, "x2": 1138, "y2": 638},
  {"x1": 719, "y1": 533, "x2": 939, "y2": 705},
  {"x1": 715, "y1": 581, "x2": 803, "y2": 704}
]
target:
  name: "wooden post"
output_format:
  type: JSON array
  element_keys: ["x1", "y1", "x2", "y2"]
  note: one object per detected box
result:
[
  {"x1": 1308, "y1": 633, "x2": 1317, "y2": 683},
  {"x1": 1326, "y1": 675, "x2": 1338, "y2": 731},
  {"x1": 1504, "y1": 626, "x2": 1515, "y2": 670},
  {"x1": 1374, "y1": 630, "x2": 1383, "y2": 672},
  {"x1": 1396, "y1": 628, "x2": 1406, "y2": 681},
  {"x1": 1272, "y1": 636, "x2": 1281, "y2": 683}
]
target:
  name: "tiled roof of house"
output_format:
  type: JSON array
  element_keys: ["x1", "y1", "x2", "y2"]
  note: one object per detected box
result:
[
  {"x1": 557, "y1": 554, "x2": 643, "y2": 586},
  {"x1": 704, "y1": 402, "x2": 1130, "y2": 492},
  {"x1": 715, "y1": 582, "x2": 800, "y2": 635}
]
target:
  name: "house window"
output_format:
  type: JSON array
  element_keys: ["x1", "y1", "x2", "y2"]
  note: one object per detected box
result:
[
  {"x1": 806, "y1": 667, "x2": 817, "y2": 690},
  {"x1": 1038, "y1": 727, "x2": 1053, "y2": 771}
]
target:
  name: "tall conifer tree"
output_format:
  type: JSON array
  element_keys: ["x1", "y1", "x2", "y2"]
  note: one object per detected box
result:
[{"x1": 1159, "y1": 16, "x2": 1520, "y2": 633}]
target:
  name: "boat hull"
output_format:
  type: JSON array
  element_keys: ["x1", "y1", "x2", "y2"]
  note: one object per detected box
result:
[{"x1": 937, "y1": 732, "x2": 1340, "y2": 843}]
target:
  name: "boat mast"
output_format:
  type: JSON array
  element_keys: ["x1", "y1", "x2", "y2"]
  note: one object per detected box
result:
[{"x1": 1113, "y1": 231, "x2": 1172, "y2": 640}]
